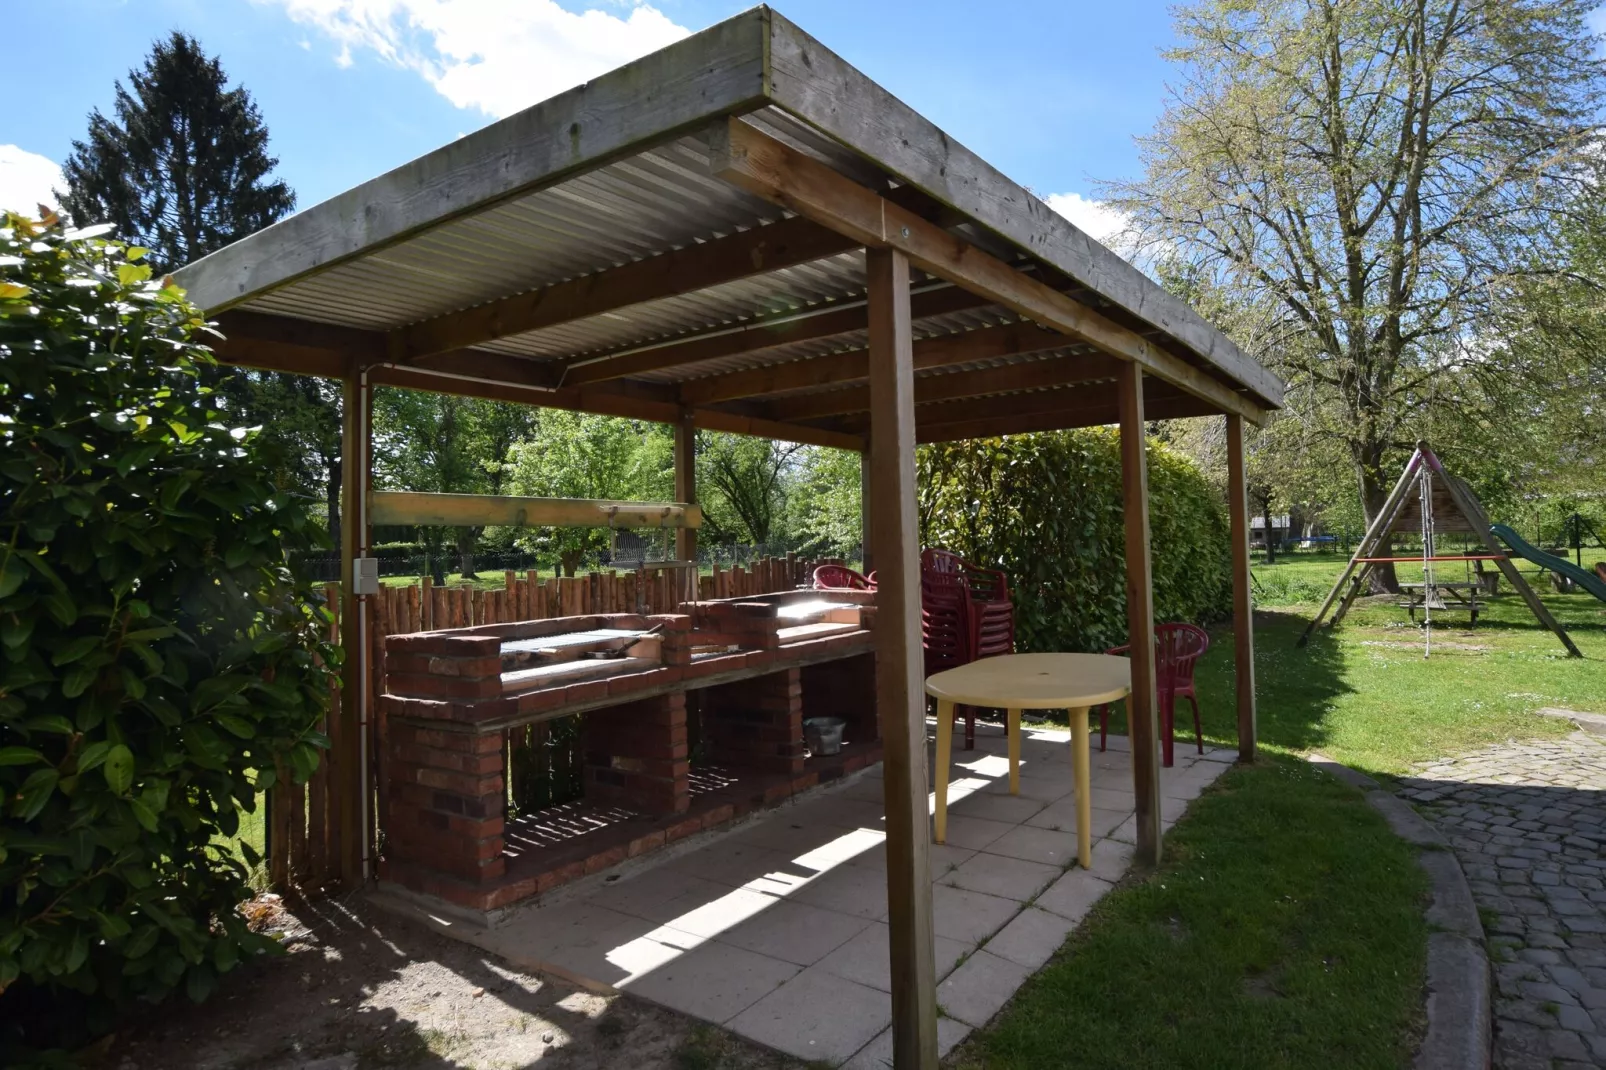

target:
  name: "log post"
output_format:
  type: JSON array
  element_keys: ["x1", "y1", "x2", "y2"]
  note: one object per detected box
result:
[
  {"x1": 337, "y1": 365, "x2": 373, "y2": 889},
  {"x1": 860, "y1": 449, "x2": 874, "y2": 575},
  {"x1": 867, "y1": 247, "x2": 939, "y2": 1067},
  {"x1": 675, "y1": 408, "x2": 698, "y2": 565},
  {"x1": 1117, "y1": 363, "x2": 1163, "y2": 866},
  {"x1": 1225, "y1": 414, "x2": 1257, "y2": 762}
]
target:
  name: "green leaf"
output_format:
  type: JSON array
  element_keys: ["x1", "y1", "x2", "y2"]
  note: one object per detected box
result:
[
  {"x1": 52, "y1": 634, "x2": 104, "y2": 666},
  {"x1": 213, "y1": 713, "x2": 255, "y2": 739},
  {"x1": 61, "y1": 663, "x2": 98, "y2": 698},
  {"x1": 129, "y1": 798, "x2": 158, "y2": 832},
  {"x1": 0, "y1": 558, "x2": 24, "y2": 599},
  {"x1": 15, "y1": 768, "x2": 59, "y2": 820},
  {"x1": 103, "y1": 744, "x2": 135, "y2": 795},
  {"x1": 0, "y1": 747, "x2": 44, "y2": 766}
]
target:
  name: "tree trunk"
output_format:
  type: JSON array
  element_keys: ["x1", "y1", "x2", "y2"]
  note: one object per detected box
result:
[
  {"x1": 456, "y1": 527, "x2": 477, "y2": 581},
  {"x1": 560, "y1": 550, "x2": 582, "y2": 578},
  {"x1": 1356, "y1": 451, "x2": 1400, "y2": 593},
  {"x1": 1262, "y1": 498, "x2": 1276, "y2": 564}
]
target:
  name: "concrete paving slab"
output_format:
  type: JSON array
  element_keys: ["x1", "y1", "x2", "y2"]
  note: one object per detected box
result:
[
  {"x1": 716, "y1": 898, "x2": 874, "y2": 966},
  {"x1": 622, "y1": 940, "x2": 800, "y2": 1023},
  {"x1": 983, "y1": 905, "x2": 1079, "y2": 970},
  {"x1": 950, "y1": 790, "x2": 1049, "y2": 824},
  {"x1": 936, "y1": 814, "x2": 1017, "y2": 851},
  {"x1": 844, "y1": 1017, "x2": 972, "y2": 1068},
  {"x1": 1033, "y1": 868, "x2": 1114, "y2": 923},
  {"x1": 789, "y1": 861, "x2": 892, "y2": 920},
  {"x1": 942, "y1": 853, "x2": 1061, "y2": 903},
  {"x1": 726, "y1": 965, "x2": 891, "y2": 1063},
  {"x1": 937, "y1": 949, "x2": 1034, "y2": 1027},
  {"x1": 814, "y1": 921, "x2": 969, "y2": 991},
  {"x1": 932, "y1": 884, "x2": 1021, "y2": 946},
  {"x1": 982, "y1": 824, "x2": 1083, "y2": 868}
]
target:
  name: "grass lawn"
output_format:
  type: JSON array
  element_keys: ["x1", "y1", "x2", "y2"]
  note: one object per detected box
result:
[
  {"x1": 959, "y1": 550, "x2": 1604, "y2": 1068},
  {"x1": 951, "y1": 760, "x2": 1428, "y2": 1070}
]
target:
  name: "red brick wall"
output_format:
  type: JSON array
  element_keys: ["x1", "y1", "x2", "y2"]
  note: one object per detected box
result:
[
  {"x1": 801, "y1": 652, "x2": 880, "y2": 746},
  {"x1": 384, "y1": 723, "x2": 506, "y2": 884},
  {"x1": 701, "y1": 668, "x2": 805, "y2": 775},
  {"x1": 582, "y1": 692, "x2": 690, "y2": 815}
]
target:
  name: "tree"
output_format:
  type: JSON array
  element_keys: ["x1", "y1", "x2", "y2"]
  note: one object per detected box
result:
[
  {"x1": 372, "y1": 390, "x2": 538, "y2": 579},
  {"x1": 504, "y1": 411, "x2": 671, "y2": 575},
  {"x1": 698, "y1": 434, "x2": 803, "y2": 547},
  {"x1": 58, "y1": 32, "x2": 294, "y2": 272},
  {"x1": 1107, "y1": 0, "x2": 1605, "y2": 588}
]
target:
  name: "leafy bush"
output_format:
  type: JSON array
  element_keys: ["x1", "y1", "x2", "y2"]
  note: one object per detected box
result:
[
  {"x1": 919, "y1": 428, "x2": 1231, "y2": 652},
  {"x1": 0, "y1": 213, "x2": 335, "y2": 1053}
]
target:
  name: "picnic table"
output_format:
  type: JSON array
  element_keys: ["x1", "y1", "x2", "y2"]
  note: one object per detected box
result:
[{"x1": 1398, "y1": 581, "x2": 1482, "y2": 624}]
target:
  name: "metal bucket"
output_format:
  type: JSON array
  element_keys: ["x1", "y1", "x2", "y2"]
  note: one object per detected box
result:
[{"x1": 804, "y1": 716, "x2": 848, "y2": 757}]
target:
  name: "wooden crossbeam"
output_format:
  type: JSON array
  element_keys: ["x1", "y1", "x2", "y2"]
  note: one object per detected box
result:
[
  {"x1": 915, "y1": 389, "x2": 1218, "y2": 443},
  {"x1": 707, "y1": 118, "x2": 1269, "y2": 423},
  {"x1": 679, "y1": 318, "x2": 1080, "y2": 405},
  {"x1": 212, "y1": 310, "x2": 377, "y2": 376},
  {"x1": 392, "y1": 215, "x2": 858, "y2": 362},
  {"x1": 560, "y1": 283, "x2": 994, "y2": 386},
  {"x1": 761, "y1": 353, "x2": 1120, "y2": 422},
  {"x1": 370, "y1": 491, "x2": 702, "y2": 529}
]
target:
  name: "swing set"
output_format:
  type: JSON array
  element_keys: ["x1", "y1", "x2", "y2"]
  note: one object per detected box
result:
[{"x1": 1299, "y1": 442, "x2": 1581, "y2": 658}]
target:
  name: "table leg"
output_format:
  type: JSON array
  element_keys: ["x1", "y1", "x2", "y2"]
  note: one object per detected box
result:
[
  {"x1": 1007, "y1": 707, "x2": 1021, "y2": 795},
  {"x1": 934, "y1": 698, "x2": 954, "y2": 844},
  {"x1": 1070, "y1": 705, "x2": 1092, "y2": 869}
]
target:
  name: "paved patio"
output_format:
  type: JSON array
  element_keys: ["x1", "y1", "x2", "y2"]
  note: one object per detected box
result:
[
  {"x1": 385, "y1": 722, "x2": 1236, "y2": 1066},
  {"x1": 1398, "y1": 731, "x2": 1606, "y2": 1069}
]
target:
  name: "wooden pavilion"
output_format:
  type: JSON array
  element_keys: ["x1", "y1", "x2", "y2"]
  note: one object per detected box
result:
[{"x1": 173, "y1": 9, "x2": 1282, "y2": 1065}]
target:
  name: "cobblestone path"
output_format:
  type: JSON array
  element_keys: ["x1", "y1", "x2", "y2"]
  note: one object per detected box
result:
[{"x1": 1397, "y1": 732, "x2": 1606, "y2": 1069}]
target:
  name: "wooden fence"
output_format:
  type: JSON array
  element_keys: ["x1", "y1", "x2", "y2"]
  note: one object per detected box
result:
[{"x1": 265, "y1": 554, "x2": 834, "y2": 892}]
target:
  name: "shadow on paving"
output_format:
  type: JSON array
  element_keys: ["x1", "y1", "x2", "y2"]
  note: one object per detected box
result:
[{"x1": 105, "y1": 893, "x2": 800, "y2": 1070}]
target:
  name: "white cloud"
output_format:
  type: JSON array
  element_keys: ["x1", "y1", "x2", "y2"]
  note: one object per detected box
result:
[
  {"x1": 0, "y1": 145, "x2": 64, "y2": 215},
  {"x1": 1043, "y1": 191, "x2": 1129, "y2": 247},
  {"x1": 265, "y1": 0, "x2": 692, "y2": 118}
]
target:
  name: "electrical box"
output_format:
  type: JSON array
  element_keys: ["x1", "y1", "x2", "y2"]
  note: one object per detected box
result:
[{"x1": 352, "y1": 557, "x2": 380, "y2": 596}]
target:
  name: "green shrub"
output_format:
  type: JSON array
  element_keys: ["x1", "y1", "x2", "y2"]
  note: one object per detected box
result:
[
  {"x1": 0, "y1": 213, "x2": 336, "y2": 1053},
  {"x1": 918, "y1": 428, "x2": 1231, "y2": 652}
]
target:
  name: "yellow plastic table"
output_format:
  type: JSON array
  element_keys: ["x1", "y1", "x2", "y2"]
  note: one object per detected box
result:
[{"x1": 926, "y1": 653, "x2": 1130, "y2": 868}]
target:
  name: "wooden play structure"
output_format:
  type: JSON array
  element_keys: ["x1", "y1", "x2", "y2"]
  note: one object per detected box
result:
[
  {"x1": 1299, "y1": 442, "x2": 1580, "y2": 657},
  {"x1": 172, "y1": 10, "x2": 1284, "y2": 1063}
]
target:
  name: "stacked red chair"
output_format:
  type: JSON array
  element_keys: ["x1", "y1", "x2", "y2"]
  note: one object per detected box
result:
[
  {"x1": 920, "y1": 549, "x2": 1017, "y2": 749},
  {"x1": 812, "y1": 564, "x2": 876, "y2": 591},
  {"x1": 1095, "y1": 622, "x2": 1209, "y2": 766}
]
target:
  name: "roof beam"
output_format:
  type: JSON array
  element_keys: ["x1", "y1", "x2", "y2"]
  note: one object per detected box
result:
[
  {"x1": 559, "y1": 281, "x2": 993, "y2": 386},
  {"x1": 678, "y1": 318, "x2": 1078, "y2": 405},
  {"x1": 758, "y1": 352, "x2": 1122, "y2": 422},
  {"x1": 210, "y1": 310, "x2": 379, "y2": 376},
  {"x1": 917, "y1": 391, "x2": 1221, "y2": 443},
  {"x1": 393, "y1": 215, "x2": 858, "y2": 362},
  {"x1": 706, "y1": 117, "x2": 1269, "y2": 424}
]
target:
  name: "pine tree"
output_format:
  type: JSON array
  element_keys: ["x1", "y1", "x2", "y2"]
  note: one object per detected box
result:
[{"x1": 58, "y1": 32, "x2": 294, "y2": 271}]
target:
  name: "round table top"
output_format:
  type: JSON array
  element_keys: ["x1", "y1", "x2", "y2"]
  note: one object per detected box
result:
[{"x1": 925, "y1": 652, "x2": 1131, "y2": 709}]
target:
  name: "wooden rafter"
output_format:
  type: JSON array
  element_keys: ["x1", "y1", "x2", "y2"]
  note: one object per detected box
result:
[
  {"x1": 707, "y1": 117, "x2": 1268, "y2": 423},
  {"x1": 759, "y1": 353, "x2": 1121, "y2": 422},
  {"x1": 559, "y1": 282, "x2": 995, "y2": 386},
  {"x1": 678, "y1": 318, "x2": 1079, "y2": 405},
  {"x1": 393, "y1": 215, "x2": 858, "y2": 362}
]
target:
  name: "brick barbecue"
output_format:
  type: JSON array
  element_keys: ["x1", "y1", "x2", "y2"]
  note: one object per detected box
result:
[{"x1": 379, "y1": 592, "x2": 880, "y2": 920}]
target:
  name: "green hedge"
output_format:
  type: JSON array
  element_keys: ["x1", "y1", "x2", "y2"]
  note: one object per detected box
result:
[
  {"x1": 918, "y1": 429, "x2": 1231, "y2": 653},
  {"x1": 0, "y1": 214, "x2": 336, "y2": 1055}
]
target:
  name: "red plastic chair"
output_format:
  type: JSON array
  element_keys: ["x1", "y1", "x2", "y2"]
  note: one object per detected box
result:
[
  {"x1": 813, "y1": 564, "x2": 875, "y2": 591},
  {"x1": 920, "y1": 549, "x2": 1016, "y2": 750},
  {"x1": 1095, "y1": 622, "x2": 1209, "y2": 767}
]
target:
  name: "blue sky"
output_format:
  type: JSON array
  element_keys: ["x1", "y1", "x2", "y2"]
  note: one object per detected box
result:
[{"x1": 0, "y1": 0, "x2": 1181, "y2": 238}]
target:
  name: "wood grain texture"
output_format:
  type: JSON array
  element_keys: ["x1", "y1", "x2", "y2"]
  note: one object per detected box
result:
[
  {"x1": 370, "y1": 491, "x2": 701, "y2": 529},
  {"x1": 674, "y1": 410, "x2": 698, "y2": 563},
  {"x1": 866, "y1": 247, "x2": 940, "y2": 1067},
  {"x1": 1225, "y1": 414, "x2": 1257, "y2": 762},
  {"x1": 708, "y1": 118, "x2": 1268, "y2": 423},
  {"x1": 173, "y1": 12, "x2": 769, "y2": 312},
  {"x1": 764, "y1": 10, "x2": 1284, "y2": 409},
  {"x1": 1118, "y1": 363, "x2": 1164, "y2": 868}
]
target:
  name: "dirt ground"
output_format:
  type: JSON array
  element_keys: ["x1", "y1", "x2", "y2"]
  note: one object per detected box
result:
[{"x1": 94, "y1": 894, "x2": 806, "y2": 1070}]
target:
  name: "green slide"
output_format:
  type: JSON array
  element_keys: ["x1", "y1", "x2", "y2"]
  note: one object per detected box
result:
[{"x1": 1490, "y1": 524, "x2": 1606, "y2": 603}]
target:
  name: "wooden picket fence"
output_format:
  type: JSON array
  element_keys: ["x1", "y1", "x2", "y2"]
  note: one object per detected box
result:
[{"x1": 265, "y1": 555, "x2": 835, "y2": 893}]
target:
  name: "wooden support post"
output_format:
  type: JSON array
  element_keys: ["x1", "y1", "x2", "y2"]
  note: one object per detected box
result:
[
  {"x1": 867, "y1": 247, "x2": 938, "y2": 1068},
  {"x1": 337, "y1": 367, "x2": 371, "y2": 890},
  {"x1": 1225, "y1": 415, "x2": 1256, "y2": 763},
  {"x1": 675, "y1": 409, "x2": 698, "y2": 565},
  {"x1": 1118, "y1": 362, "x2": 1163, "y2": 866},
  {"x1": 860, "y1": 449, "x2": 873, "y2": 575}
]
